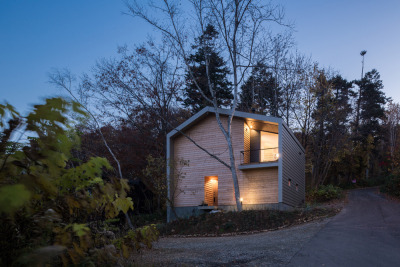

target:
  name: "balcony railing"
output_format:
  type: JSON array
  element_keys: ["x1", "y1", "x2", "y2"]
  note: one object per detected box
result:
[{"x1": 240, "y1": 148, "x2": 279, "y2": 164}]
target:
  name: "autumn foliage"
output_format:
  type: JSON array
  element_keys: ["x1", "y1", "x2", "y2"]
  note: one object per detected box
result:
[{"x1": 0, "y1": 98, "x2": 158, "y2": 266}]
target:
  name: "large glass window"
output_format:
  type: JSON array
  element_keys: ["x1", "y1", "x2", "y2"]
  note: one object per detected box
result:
[{"x1": 260, "y1": 131, "x2": 279, "y2": 162}]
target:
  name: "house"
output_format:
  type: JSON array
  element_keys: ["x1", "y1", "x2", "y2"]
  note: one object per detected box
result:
[{"x1": 166, "y1": 107, "x2": 305, "y2": 222}]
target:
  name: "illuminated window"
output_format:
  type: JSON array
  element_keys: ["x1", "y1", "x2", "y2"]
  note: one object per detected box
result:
[{"x1": 260, "y1": 131, "x2": 278, "y2": 162}]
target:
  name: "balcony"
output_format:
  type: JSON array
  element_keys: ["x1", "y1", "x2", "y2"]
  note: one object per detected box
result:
[{"x1": 239, "y1": 148, "x2": 279, "y2": 170}]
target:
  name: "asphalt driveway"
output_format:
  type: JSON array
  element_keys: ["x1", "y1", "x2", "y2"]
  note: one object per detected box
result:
[
  {"x1": 288, "y1": 188, "x2": 400, "y2": 267},
  {"x1": 138, "y1": 188, "x2": 400, "y2": 266}
]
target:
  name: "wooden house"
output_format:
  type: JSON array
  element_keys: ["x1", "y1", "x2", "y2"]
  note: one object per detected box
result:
[{"x1": 166, "y1": 107, "x2": 305, "y2": 222}]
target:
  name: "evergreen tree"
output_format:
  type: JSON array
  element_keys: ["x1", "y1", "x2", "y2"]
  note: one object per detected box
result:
[
  {"x1": 309, "y1": 73, "x2": 355, "y2": 187},
  {"x1": 328, "y1": 75, "x2": 355, "y2": 133},
  {"x1": 183, "y1": 24, "x2": 233, "y2": 113},
  {"x1": 238, "y1": 62, "x2": 280, "y2": 116},
  {"x1": 357, "y1": 69, "x2": 387, "y2": 141},
  {"x1": 352, "y1": 69, "x2": 387, "y2": 180},
  {"x1": 325, "y1": 75, "x2": 355, "y2": 185}
]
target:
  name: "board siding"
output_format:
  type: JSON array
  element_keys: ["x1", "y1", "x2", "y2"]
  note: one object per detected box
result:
[
  {"x1": 172, "y1": 115, "x2": 278, "y2": 207},
  {"x1": 281, "y1": 125, "x2": 305, "y2": 206}
]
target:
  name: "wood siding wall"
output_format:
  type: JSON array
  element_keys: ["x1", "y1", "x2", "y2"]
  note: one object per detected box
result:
[
  {"x1": 281, "y1": 124, "x2": 305, "y2": 206},
  {"x1": 172, "y1": 115, "x2": 278, "y2": 207},
  {"x1": 244, "y1": 124, "x2": 250, "y2": 164}
]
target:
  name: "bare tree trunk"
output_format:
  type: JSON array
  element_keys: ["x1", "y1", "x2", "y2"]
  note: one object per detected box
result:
[
  {"x1": 125, "y1": 0, "x2": 287, "y2": 212},
  {"x1": 49, "y1": 71, "x2": 134, "y2": 229}
]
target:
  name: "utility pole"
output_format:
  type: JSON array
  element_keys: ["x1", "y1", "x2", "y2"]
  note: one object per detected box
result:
[{"x1": 360, "y1": 50, "x2": 367, "y2": 79}]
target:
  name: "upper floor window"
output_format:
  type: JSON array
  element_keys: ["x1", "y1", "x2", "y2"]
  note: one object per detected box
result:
[
  {"x1": 249, "y1": 129, "x2": 278, "y2": 163},
  {"x1": 260, "y1": 131, "x2": 278, "y2": 162}
]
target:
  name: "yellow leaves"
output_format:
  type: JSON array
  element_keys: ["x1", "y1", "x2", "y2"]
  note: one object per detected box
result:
[
  {"x1": 105, "y1": 203, "x2": 118, "y2": 219},
  {"x1": 121, "y1": 244, "x2": 130, "y2": 258},
  {"x1": 65, "y1": 196, "x2": 81, "y2": 214},
  {"x1": 118, "y1": 224, "x2": 160, "y2": 258},
  {"x1": 138, "y1": 224, "x2": 159, "y2": 249},
  {"x1": 53, "y1": 223, "x2": 93, "y2": 266},
  {"x1": 0, "y1": 98, "x2": 144, "y2": 266},
  {"x1": 72, "y1": 223, "x2": 90, "y2": 237},
  {"x1": 104, "y1": 196, "x2": 134, "y2": 218},
  {"x1": 112, "y1": 197, "x2": 134, "y2": 214},
  {"x1": 0, "y1": 184, "x2": 31, "y2": 214},
  {"x1": 120, "y1": 178, "x2": 130, "y2": 192}
]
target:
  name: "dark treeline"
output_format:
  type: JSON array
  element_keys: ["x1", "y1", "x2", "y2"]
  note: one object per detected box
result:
[{"x1": 51, "y1": 24, "x2": 397, "y2": 214}]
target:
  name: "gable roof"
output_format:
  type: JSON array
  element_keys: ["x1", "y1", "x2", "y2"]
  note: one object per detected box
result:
[
  {"x1": 167, "y1": 106, "x2": 304, "y2": 152},
  {"x1": 167, "y1": 106, "x2": 281, "y2": 138}
]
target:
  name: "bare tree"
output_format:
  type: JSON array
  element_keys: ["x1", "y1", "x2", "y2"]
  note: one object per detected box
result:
[
  {"x1": 291, "y1": 63, "x2": 318, "y2": 150},
  {"x1": 125, "y1": 0, "x2": 288, "y2": 211},
  {"x1": 82, "y1": 39, "x2": 185, "y2": 153},
  {"x1": 48, "y1": 69, "x2": 134, "y2": 229},
  {"x1": 385, "y1": 100, "x2": 400, "y2": 166},
  {"x1": 278, "y1": 52, "x2": 311, "y2": 126}
]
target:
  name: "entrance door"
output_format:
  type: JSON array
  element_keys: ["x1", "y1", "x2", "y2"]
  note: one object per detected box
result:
[{"x1": 204, "y1": 176, "x2": 218, "y2": 206}]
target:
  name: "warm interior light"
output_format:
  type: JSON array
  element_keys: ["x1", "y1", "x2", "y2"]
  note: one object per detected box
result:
[
  {"x1": 250, "y1": 124, "x2": 253, "y2": 129},
  {"x1": 275, "y1": 153, "x2": 280, "y2": 159},
  {"x1": 240, "y1": 198, "x2": 243, "y2": 202}
]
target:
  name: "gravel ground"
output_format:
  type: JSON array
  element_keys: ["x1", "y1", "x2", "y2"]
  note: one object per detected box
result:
[{"x1": 135, "y1": 218, "x2": 331, "y2": 266}]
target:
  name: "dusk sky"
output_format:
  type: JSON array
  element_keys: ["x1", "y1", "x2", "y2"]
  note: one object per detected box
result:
[{"x1": 1, "y1": 0, "x2": 399, "y2": 113}]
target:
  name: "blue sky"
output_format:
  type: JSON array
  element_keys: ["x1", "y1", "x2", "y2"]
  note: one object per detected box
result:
[{"x1": 1, "y1": 0, "x2": 399, "y2": 113}]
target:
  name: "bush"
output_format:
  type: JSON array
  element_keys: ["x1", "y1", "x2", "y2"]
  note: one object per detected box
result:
[
  {"x1": 380, "y1": 174, "x2": 400, "y2": 198},
  {"x1": 0, "y1": 98, "x2": 158, "y2": 266},
  {"x1": 308, "y1": 184, "x2": 343, "y2": 202},
  {"x1": 158, "y1": 208, "x2": 338, "y2": 236}
]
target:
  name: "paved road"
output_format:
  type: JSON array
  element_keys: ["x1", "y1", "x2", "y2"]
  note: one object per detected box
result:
[
  {"x1": 288, "y1": 188, "x2": 400, "y2": 267},
  {"x1": 138, "y1": 188, "x2": 400, "y2": 266},
  {"x1": 138, "y1": 219, "x2": 329, "y2": 266}
]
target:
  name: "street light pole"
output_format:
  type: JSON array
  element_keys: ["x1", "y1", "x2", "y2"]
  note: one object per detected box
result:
[{"x1": 360, "y1": 50, "x2": 367, "y2": 79}]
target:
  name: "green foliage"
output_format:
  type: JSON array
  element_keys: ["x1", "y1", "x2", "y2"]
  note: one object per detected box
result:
[
  {"x1": 114, "y1": 224, "x2": 159, "y2": 258},
  {"x1": 0, "y1": 98, "x2": 158, "y2": 266},
  {"x1": 381, "y1": 173, "x2": 400, "y2": 198},
  {"x1": 308, "y1": 185, "x2": 343, "y2": 202},
  {"x1": 0, "y1": 184, "x2": 32, "y2": 214}
]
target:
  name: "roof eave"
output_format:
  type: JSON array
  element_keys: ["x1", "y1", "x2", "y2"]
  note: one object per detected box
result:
[{"x1": 167, "y1": 107, "x2": 283, "y2": 139}]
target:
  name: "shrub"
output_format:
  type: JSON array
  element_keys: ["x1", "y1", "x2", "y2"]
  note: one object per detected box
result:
[
  {"x1": 308, "y1": 184, "x2": 343, "y2": 202},
  {"x1": 0, "y1": 98, "x2": 158, "y2": 266},
  {"x1": 380, "y1": 174, "x2": 400, "y2": 198}
]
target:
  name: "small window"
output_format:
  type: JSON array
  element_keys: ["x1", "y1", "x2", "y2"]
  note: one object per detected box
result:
[{"x1": 288, "y1": 179, "x2": 291, "y2": 186}]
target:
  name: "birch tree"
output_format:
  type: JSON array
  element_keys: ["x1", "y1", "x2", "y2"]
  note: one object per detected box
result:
[
  {"x1": 385, "y1": 101, "x2": 400, "y2": 169},
  {"x1": 126, "y1": 0, "x2": 288, "y2": 211}
]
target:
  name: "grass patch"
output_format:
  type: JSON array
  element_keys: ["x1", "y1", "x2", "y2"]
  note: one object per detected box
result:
[
  {"x1": 307, "y1": 185, "x2": 343, "y2": 203},
  {"x1": 158, "y1": 207, "x2": 337, "y2": 236},
  {"x1": 131, "y1": 210, "x2": 166, "y2": 228}
]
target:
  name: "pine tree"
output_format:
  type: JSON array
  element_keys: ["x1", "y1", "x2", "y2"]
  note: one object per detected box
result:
[
  {"x1": 238, "y1": 62, "x2": 280, "y2": 115},
  {"x1": 183, "y1": 24, "x2": 233, "y2": 113},
  {"x1": 352, "y1": 69, "x2": 387, "y2": 180},
  {"x1": 357, "y1": 69, "x2": 387, "y2": 141}
]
